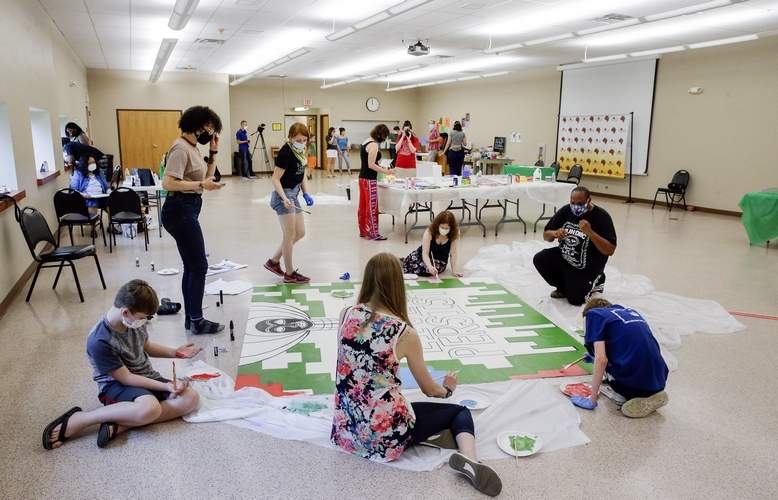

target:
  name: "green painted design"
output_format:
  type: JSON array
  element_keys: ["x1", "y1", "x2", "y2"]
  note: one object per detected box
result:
[
  {"x1": 284, "y1": 401, "x2": 329, "y2": 416},
  {"x1": 510, "y1": 434, "x2": 536, "y2": 452}
]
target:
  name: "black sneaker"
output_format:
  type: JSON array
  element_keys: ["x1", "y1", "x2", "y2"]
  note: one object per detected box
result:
[{"x1": 191, "y1": 318, "x2": 224, "y2": 335}]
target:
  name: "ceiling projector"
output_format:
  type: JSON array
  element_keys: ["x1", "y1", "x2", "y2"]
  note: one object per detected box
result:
[{"x1": 407, "y1": 40, "x2": 430, "y2": 56}]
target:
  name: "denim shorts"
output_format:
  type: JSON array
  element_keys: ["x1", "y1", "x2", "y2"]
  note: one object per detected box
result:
[
  {"x1": 98, "y1": 377, "x2": 171, "y2": 405},
  {"x1": 270, "y1": 186, "x2": 301, "y2": 215}
]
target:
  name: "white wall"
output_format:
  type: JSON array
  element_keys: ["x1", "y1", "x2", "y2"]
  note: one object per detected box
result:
[
  {"x1": 29, "y1": 108, "x2": 57, "y2": 177},
  {"x1": 0, "y1": 104, "x2": 16, "y2": 191}
]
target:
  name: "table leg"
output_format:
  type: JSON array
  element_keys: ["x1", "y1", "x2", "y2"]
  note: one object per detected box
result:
[{"x1": 534, "y1": 203, "x2": 550, "y2": 233}]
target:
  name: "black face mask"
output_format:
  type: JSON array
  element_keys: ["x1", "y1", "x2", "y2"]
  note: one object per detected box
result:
[{"x1": 196, "y1": 130, "x2": 213, "y2": 145}]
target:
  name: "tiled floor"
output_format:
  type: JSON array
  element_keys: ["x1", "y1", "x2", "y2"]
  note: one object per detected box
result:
[{"x1": 1, "y1": 174, "x2": 776, "y2": 499}]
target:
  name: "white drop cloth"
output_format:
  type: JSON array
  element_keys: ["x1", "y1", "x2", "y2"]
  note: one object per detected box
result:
[
  {"x1": 204, "y1": 278, "x2": 253, "y2": 296},
  {"x1": 205, "y1": 259, "x2": 248, "y2": 277}
]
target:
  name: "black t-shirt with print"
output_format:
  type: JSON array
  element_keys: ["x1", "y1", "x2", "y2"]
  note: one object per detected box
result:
[
  {"x1": 275, "y1": 143, "x2": 306, "y2": 189},
  {"x1": 544, "y1": 204, "x2": 617, "y2": 272}
]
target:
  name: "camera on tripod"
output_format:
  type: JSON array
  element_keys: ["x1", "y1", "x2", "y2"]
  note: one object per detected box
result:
[{"x1": 257, "y1": 123, "x2": 266, "y2": 134}]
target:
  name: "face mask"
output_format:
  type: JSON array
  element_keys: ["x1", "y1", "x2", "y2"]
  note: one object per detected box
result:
[
  {"x1": 439, "y1": 227, "x2": 450, "y2": 236},
  {"x1": 292, "y1": 142, "x2": 306, "y2": 151},
  {"x1": 196, "y1": 130, "x2": 213, "y2": 145},
  {"x1": 570, "y1": 202, "x2": 588, "y2": 217},
  {"x1": 122, "y1": 315, "x2": 147, "y2": 329},
  {"x1": 87, "y1": 163, "x2": 97, "y2": 172},
  {"x1": 429, "y1": 124, "x2": 435, "y2": 131}
]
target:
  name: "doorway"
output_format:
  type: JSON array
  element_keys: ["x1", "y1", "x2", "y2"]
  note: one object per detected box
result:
[
  {"x1": 117, "y1": 109, "x2": 182, "y2": 171},
  {"x1": 320, "y1": 114, "x2": 330, "y2": 170}
]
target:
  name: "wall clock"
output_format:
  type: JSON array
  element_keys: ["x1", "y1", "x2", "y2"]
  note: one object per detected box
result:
[{"x1": 366, "y1": 97, "x2": 380, "y2": 112}]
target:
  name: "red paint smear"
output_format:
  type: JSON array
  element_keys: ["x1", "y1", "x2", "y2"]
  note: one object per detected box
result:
[
  {"x1": 512, "y1": 364, "x2": 588, "y2": 380},
  {"x1": 561, "y1": 383, "x2": 592, "y2": 398},
  {"x1": 234, "y1": 374, "x2": 306, "y2": 397},
  {"x1": 728, "y1": 310, "x2": 778, "y2": 321},
  {"x1": 190, "y1": 372, "x2": 221, "y2": 381}
]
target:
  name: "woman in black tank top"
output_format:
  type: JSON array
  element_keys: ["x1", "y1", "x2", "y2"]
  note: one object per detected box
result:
[
  {"x1": 358, "y1": 124, "x2": 392, "y2": 240},
  {"x1": 402, "y1": 210, "x2": 463, "y2": 277}
]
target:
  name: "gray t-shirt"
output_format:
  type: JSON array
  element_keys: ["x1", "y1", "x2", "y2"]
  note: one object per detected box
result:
[
  {"x1": 86, "y1": 318, "x2": 161, "y2": 391},
  {"x1": 165, "y1": 137, "x2": 207, "y2": 193},
  {"x1": 449, "y1": 130, "x2": 465, "y2": 151}
]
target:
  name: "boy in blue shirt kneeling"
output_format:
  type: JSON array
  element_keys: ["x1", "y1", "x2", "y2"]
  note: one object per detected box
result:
[
  {"x1": 572, "y1": 298, "x2": 669, "y2": 418},
  {"x1": 42, "y1": 280, "x2": 202, "y2": 449}
]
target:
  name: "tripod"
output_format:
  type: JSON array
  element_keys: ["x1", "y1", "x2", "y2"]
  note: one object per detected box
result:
[{"x1": 250, "y1": 125, "x2": 272, "y2": 175}]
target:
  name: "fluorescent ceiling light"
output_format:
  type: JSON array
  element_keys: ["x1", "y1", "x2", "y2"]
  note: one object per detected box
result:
[
  {"x1": 482, "y1": 71, "x2": 509, "y2": 78},
  {"x1": 326, "y1": 27, "x2": 355, "y2": 41},
  {"x1": 223, "y1": 27, "x2": 321, "y2": 74},
  {"x1": 644, "y1": 0, "x2": 732, "y2": 22},
  {"x1": 629, "y1": 45, "x2": 686, "y2": 57},
  {"x1": 386, "y1": 83, "x2": 419, "y2": 92},
  {"x1": 575, "y1": 18, "x2": 640, "y2": 36},
  {"x1": 230, "y1": 47, "x2": 312, "y2": 86},
  {"x1": 389, "y1": 0, "x2": 433, "y2": 15},
  {"x1": 524, "y1": 32, "x2": 574, "y2": 46},
  {"x1": 354, "y1": 11, "x2": 391, "y2": 29},
  {"x1": 386, "y1": 69, "x2": 512, "y2": 92},
  {"x1": 484, "y1": 42, "x2": 523, "y2": 54},
  {"x1": 688, "y1": 33, "x2": 758, "y2": 48},
  {"x1": 168, "y1": 0, "x2": 199, "y2": 30},
  {"x1": 149, "y1": 38, "x2": 177, "y2": 83},
  {"x1": 398, "y1": 64, "x2": 423, "y2": 72},
  {"x1": 457, "y1": 75, "x2": 482, "y2": 81},
  {"x1": 317, "y1": 50, "x2": 424, "y2": 79},
  {"x1": 387, "y1": 56, "x2": 516, "y2": 83},
  {"x1": 435, "y1": 79, "x2": 457, "y2": 84},
  {"x1": 293, "y1": 106, "x2": 309, "y2": 112},
  {"x1": 583, "y1": 54, "x2": 628, "y2": 63}
]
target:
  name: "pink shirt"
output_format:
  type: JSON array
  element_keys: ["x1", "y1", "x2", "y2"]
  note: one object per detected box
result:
[{"x1": 427, "y1": 127, "x2": 441, "y2": 151}]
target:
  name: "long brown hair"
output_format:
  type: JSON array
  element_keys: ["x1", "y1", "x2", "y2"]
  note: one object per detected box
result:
[
  {"x1": 429, "y1": 210, "x2": 459, "y2": 241},
  {"x1": 358, "y1": 253, "x2": 412, "y2": 326}
]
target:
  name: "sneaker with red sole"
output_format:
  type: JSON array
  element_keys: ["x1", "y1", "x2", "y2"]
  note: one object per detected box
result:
[
  {"x1": 284, "y1": 271, "x2": 310, "y2": 284},
  {"x1": 264, "y1": 259, "x2": 284, "y2": 277}
]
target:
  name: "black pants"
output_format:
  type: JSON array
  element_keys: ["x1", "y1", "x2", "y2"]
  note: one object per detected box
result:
[
  {"x1": 409, "y1": 402, "x2": 474, "y2": 444},
  {"x1": 608, "y1": 379, "x2": 661, "y2": 401},
  {"x1": 447, "y1": 149, "x2": 465, "y2": 176},
  {"x1": 161, "y1": 194, "x2": 207, "y2": 321},
  {"x1": 533, "y1": 246, "x2": 605, "y2": 306},
  {"x1": 240, "y1": 149, "x2": 253, "y2": 177}
]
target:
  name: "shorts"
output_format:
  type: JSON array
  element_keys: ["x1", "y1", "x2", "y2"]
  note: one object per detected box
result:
[
  {"x1": 270, "y1": 186, "x2": 301, "y2": 215},
  {"x1": 326, "y1": 149, "x2": 337, "y2": 159},
  {"x1": 307, "y1": 156, "x2": 317, "y2": 168},
  {"x1": 98, "y1": 377, "x2": 171, "y2": 405}
]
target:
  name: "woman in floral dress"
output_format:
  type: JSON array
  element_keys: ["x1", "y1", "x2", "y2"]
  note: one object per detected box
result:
[{"x1": 331, "y1": 253, "x2": 502, "y2": 497}]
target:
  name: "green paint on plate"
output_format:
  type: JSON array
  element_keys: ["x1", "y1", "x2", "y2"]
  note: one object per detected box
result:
[{"x1": 510, "y1": 435, "x2": 536, "y2": 452}]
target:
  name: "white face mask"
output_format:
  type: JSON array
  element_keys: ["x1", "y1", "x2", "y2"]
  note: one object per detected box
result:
[
  {"x1": 429, "y1": 123, "x2": 435, "y2": 131},
  {"x1": 439, "y1": 227, "x2": 450, "y2": 236},
  {"x1": 87, "y1": 163, "x2": 97, "y2": 172},
  {"x1": 122, "y1": 314, "x2": 148, "y2": 329},
  {"x1": 292, "y1": 142, "x2": 306, "y2": 151}
]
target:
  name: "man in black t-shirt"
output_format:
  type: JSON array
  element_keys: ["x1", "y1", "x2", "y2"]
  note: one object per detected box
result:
[{"x1": 533, "y1": 186, "x2": 617, "y2": 305}]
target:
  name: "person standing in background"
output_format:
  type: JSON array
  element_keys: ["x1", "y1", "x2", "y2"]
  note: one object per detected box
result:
[
  {"x1": 235, "y1": 120, "x2": 255, "y2": 180},
  {"x1": 426, "y1": 121, "x2": 443, "y2": 162},
  {"x1": 442, "y1": 121, "x2": 467, "y2": 176},
  {"x1": 336, "y1": 127, "x2": 351, "y2": 175},
  {"x1": 394, "y1": 120, "x2": 420, "y2": 177},
  {"x1": 65, "y1": 122, "x2": 93, "y2": 146},
  {"x1": 437, "y1": 132, "x2": 449, "y2": 175},
  {"x1": 358, "y1": 124, "x2": 393, "y2": 241},
  {"x1": 325, "y1": 127, "x2": 337, "y2": 178},
  {"x1": 306, "y1": 139, "x2": 317, "y2": 180},
  {"x1": 388, "y1": 125, "x2": 400, "y2": 167}
]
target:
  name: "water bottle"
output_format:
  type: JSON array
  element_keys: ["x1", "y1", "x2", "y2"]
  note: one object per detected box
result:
[{"x1": 533, "y1": 167, "x2": 542, "y2": 182}]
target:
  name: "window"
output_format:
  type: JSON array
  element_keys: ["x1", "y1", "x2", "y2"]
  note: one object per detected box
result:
[
  {"x1": 0, "y1": 103, "x2": 17, "y2": 193},
  {"x1": 29, "y1": 107, "x2": 57, "y2": 179},
  {"x1": 59, "y1": 114, "x2": 68, "y2": 138}
]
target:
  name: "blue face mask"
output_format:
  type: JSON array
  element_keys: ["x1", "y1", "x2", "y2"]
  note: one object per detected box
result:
[
  {"x1": 292, "y1": 142, "x2": 306, "y2": 151},
  {"x1": 571, "y1": 202, "x2": 588, "y2": 217}
]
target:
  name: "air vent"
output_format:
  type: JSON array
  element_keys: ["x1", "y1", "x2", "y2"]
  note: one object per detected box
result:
[{"x1": 590, "y1": 13, "x2": 634, "y2": 24}]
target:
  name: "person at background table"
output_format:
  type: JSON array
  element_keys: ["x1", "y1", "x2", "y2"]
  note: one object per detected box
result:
[
  {"x1": 336, "y1": 127, "x2": 351, "y2": 175},
  {"x1": 235, "y1": 120, "x2": 255, "y2": 180},
  {"x1": 394, "y1": 120, "x2": 420, "y2": 176},
  {"x1": 437, "y1": 132, "x2": 449, "y2": 174},
  {"x1": 571, "y1": 298, "x2": 669, "y2": 418},
  {"x1": 63, "y1": 141, "x2": 104, "y2": 173},
  {"x1": 442, "y1": 121, "x2": 467, "y2": 176},
  {"x1": 306, "y1": 139, "x2": 317, "y2": 181},
  {"x1": 161, "y1": 105, "x2": 225, "y2": 335},
  {"x1": 533, "y1": 186, "x2": 616, "y2": 306},
  {"x1": 388, "y1": 125, "x2": 400, "y2": 167},
  {"x1": 69, "y1": 156, "x2": 109, "y2": 216},
  {"x1": 325, "y1": 127, "x2": 337, "y2": 178},
  {"x1": 264, "y1": 123, "x2": 314, "y2": 284},
  {"x1": 426, "y1": 121, "x2": 443, "y2": 162},
  {"x1": 358, "y1": 124, "x2": 392, "y2": 241},
  {"x1": 331, "y1": 253, "x2": 502, "y2": 497},
  {"x1": 65, "y1": 122, "x2": 92, "y2": 145},
  {"x1": 402, "y1": 210, "x2": 463, "y2": 278}
]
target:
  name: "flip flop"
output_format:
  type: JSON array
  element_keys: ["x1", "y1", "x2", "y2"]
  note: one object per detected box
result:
[
  {"x1": 448, "y1": 452, "x2": 502, "y2": 497},
  {"x1": 42, "y1": 406, "x2": 81, "y2": 450},
  {"x1": 97, "y1": 422, "x2": 119, "y2": 448}
]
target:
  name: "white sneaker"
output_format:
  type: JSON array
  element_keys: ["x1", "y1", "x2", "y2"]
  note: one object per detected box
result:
[{"x1": 600, "y1": 384, "x2": 627, "y2": 405}]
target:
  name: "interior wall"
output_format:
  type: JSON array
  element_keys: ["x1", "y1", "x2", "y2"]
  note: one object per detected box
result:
[
  {"x1": 228, "y1": 80, "x2": 420, "y2": 167},
  {"x1": 87, "y1": 69, "x2": 231, "y2": 170},
  {"x1": 0, "y1": 0, "x2": 89, "y2": 305}
]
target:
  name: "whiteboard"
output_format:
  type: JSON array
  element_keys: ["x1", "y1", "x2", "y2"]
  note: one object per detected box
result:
[
  {"x1": 336, "y1": 120, "x2": 400, "y2": 149},
  {"x1": 559, "y1": 58, "x2": 657, "y2": 175}
]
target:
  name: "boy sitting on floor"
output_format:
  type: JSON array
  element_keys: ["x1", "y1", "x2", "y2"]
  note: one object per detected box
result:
[
  {"x1": 571, "y1": 298, "x2": 669, "y2": 418},
  {"x1": 43, "y1": 280, "x2": 202, "y2": 449}
]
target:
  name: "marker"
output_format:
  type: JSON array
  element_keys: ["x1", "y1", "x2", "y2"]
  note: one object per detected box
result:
[
  {"x1": 219, "y1": 290, "x2": 224, "y2": 305},
  {"x1": 229, "y1": 320, "x2": 235, "y2": 341},
  {"x1": 213, "y1": 346, "x2": 219, "y2": 357},
  {"x1": 135, "y1": 257, "x2": 140, "y2": 268},
  {"x1": 216, "y1": 301, "x2": 220, "y2": 308}
]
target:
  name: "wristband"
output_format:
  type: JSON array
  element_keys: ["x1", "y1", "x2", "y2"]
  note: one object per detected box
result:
[{"x1": 443, "y1": 385, "x2": 453, "y2": 399}]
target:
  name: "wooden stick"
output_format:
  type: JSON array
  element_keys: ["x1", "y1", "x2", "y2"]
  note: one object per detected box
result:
[
  {"x1": 172, "y1": 361, "x2": 177, "y2": 391},
  {"x1": 563, "y1": 354, "x2": 586, "y2": 371}
]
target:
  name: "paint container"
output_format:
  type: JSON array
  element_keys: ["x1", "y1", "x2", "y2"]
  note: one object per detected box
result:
[
  {"x1": 135, "y1": 257, "x2": 140, "y2": 268},
  {"x1": 150, "y1": 262, "x2": 155, "y2": 272}
]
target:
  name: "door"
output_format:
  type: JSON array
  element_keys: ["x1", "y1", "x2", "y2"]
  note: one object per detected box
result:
[
  {"x1": 320, "y1": 114, "x2": 329, "y2": 169},
  {"x1": 117, "y1": 109, "x2": 182, "y2": 172}
]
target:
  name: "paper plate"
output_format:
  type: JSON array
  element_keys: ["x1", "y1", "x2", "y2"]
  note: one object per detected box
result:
[
  {"x1": 454, "y1": 388, "x2": 491, "y2": 410},
  {"x1": 560, "y1": 382, "x2": 592, "y2": 398},
  {"x1": 332, "y1": 289, "x2": 354, "y2": 299},
  {"x1": 157, "y1": 268, "x2": 179, "y2": 275},
  {"x1": 497, "y1": 431, "x2": 542, "y2": 457},
  {"x1": 403, "y1": 273, "x2": 418, "y2": 280}
]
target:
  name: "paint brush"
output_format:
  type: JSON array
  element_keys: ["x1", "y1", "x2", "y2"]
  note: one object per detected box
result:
[
  {"x1": 172, "y1": 361, "x2": 177, "y2": 391},
  {"x1": 562, "y1": 354, "x2": 587, "y2": 371},
  {"x1": 219, "y1": 289, "x2": 224, "y2": 305},
  {"x1": 433, "y1": 370, "x2": 461, "y2": 382}
]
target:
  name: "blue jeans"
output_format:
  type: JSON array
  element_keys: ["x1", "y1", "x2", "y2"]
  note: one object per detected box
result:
[
  {"x1": 161, "y1": 194, "x2": 207, "y2": 321},
  {"x1": 240, "y1": 149, "x2": 253, "y2": 177},
  {"x1": 447, "y1": 149, "x2": 465, "y2": 176}
]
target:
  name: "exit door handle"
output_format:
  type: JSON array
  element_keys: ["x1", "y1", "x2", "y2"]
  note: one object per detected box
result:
[{"x1": 152, "y1": 144, "x2": 159, "y2": 148}]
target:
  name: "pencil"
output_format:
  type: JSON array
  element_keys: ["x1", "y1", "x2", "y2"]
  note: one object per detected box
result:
[
  {"x1": 172, "y1": 361, "x2": 177, "y2": 391},
  {"x1": 563, "y1": 354, "x2": 586, "y2": 370}
]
